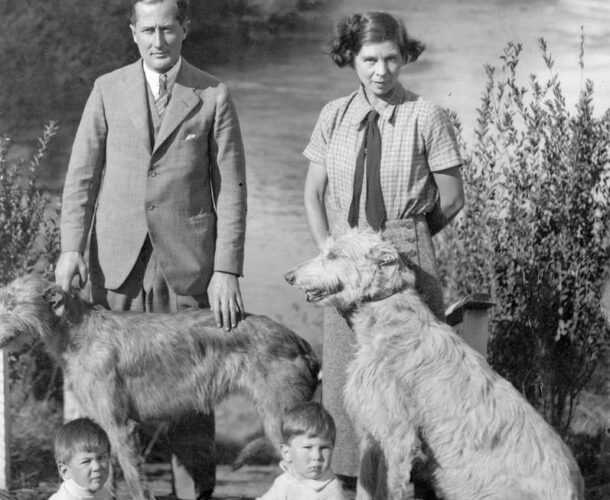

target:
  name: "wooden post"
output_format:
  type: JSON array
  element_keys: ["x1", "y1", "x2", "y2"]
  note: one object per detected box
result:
[
  {"x1": 0, "y1": 350, "x2": 10, "y2": 490},
  {"x1": 446, "y1": 293, "x2": 495, "y2": 358}
]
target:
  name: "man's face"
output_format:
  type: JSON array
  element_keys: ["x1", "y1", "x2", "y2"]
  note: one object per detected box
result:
[{"x1": 130, "y1": 0, "x2": 189, "y2": 73}]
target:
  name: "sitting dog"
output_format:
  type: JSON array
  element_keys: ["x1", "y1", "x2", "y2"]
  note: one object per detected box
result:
[
  {"x1": 285, "y1": 229, "x2": 584, "y2": 500},
  {"x1": 0, "y1": 274, "x2": 320, "y2": 500}
]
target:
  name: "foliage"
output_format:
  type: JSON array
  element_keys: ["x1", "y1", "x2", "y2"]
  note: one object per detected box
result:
[
  {"x1": 0, "y1": 123, "x2": 63, "y2": 491},
  {"x1": 9, "y1": 396, "x2": 62, "y2": 491},
  {"x1": 0, "y1": 0, "x2": 325, "y2": 131},
  {"x1": 0, "y1": 122, "x2": 61, "y2": 285},
  {"x1": 437, "y1": 39, "x2": 610, "y2": 436}
]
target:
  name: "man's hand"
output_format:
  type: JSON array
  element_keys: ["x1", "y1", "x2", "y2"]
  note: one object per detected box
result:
[
  {"x1": 207, "y1": 272, "x2": 244, "y2": 331},
  {"x1": 55, "y1": 251, "x2": 88, "y2": 292}
]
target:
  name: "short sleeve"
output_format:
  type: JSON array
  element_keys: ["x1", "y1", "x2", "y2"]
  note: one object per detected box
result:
[
  {"x1": 303, "y1": 102, "x2": 335, "y2": 167},
  {"x1": 423, "y1": 104, "x2": 462, "y2": 172}
]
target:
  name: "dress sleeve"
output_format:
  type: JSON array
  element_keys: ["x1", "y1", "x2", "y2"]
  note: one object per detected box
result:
[
  {"x1": 423, "y1": 104, "x2": 462, "y2": 172},
  {"x1": 303, "y1": 102, "x2": 334, "y2": 167}
]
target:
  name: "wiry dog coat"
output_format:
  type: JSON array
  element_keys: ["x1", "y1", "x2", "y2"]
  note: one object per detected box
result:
[
  {"x1": 285, "y1": 229, "x2": 584, "y2": 500},
  {"x1": 0, "y1": 275, "x2": 320, "y2": 500}
]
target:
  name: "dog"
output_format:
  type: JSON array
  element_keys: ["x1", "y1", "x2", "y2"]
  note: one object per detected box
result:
[
  {"x1": 285, "y1": 229, "x2": 584, "y2": 500},
  {"x1": 0, "y1": 274, "x2": 320, "y2": 500}
]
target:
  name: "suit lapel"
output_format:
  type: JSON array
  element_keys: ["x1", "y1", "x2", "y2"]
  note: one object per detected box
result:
[
  {"x1": 153, "y1": 62, "x2": 201, "y2": 154},
  {"x1": 122, "y1": 61, "x2": 152, "y2": 154}
]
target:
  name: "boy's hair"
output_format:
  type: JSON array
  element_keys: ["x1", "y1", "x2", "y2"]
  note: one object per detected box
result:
[
  {"x1": 54, "y1": 417, "x2": 111, "y2": 464},
  {"x1": 280, "y1": 402, "x2": 336, "y2": 445}
]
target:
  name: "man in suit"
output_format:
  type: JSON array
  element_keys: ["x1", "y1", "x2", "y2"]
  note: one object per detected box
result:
[{"x1": 54, "y1": 0, "x2": 247, "y2": 498}]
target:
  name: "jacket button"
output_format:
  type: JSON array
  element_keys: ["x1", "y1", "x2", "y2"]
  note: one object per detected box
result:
[
  {"x1": 149, "y1": 170, "x2": 157, "y2": 177},
  {"x1": 147, "y1": 204, "x2": 155, "y2": 211}
]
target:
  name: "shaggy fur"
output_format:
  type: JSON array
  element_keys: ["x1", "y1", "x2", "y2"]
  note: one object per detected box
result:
[
  {"x1": 285, "y1": 229, "x2": 584, "y2": 500},
  {"x1": 0, "y1": 274, "x2": 320, "y2": 500}
]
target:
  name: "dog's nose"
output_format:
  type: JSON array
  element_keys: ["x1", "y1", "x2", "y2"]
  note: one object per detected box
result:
[{"x1": 284, "y1": 270, "x2": 295, "y2": 285}]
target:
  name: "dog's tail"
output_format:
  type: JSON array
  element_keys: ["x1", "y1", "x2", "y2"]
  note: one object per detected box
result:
[{"x1": 231, "y1": 435, "x2": 277, "y2": 471}]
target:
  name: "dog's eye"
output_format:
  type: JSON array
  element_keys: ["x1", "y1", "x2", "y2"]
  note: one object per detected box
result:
[{"x1": 327, "y1": 251, "x2": 337, "y2": 260}]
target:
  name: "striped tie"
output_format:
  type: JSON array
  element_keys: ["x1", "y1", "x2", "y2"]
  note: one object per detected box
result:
[{"x1": 155, "y1": 74, "x2": 169, "y2": 118}]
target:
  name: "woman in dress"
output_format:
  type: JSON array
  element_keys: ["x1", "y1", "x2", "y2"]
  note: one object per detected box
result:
[{"x1": 302, "y1": 11, "x2": 465, "y2": 498}]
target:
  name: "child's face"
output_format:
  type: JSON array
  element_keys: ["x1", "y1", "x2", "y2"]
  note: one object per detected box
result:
[
  {"x1": 281, "y1": 434, "x2": 333, "y2": 481},
  {"x1": 59, "y1": 448, "x2": 110, "y2": 494}
]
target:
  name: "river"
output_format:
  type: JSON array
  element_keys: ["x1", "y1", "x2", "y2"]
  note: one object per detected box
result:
[{"x1": 201, "y1": 0, "x2": 610, "y2": 346}]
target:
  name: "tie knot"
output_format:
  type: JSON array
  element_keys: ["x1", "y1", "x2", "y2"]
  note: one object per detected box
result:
[{"x1": 367, "y1": 109, "x2": 379, "y2": 123}]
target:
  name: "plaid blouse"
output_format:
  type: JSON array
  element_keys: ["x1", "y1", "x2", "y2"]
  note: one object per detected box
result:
[{"x1": 303, "y1": 84, "x2": 462, "y2": 222}]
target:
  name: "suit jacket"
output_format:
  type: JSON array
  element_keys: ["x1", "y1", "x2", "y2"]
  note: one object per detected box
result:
[{"x1": 60, "y1": 59, "x2": 247, "y2": 295}]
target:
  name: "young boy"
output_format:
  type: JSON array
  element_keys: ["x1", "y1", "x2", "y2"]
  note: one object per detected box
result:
[
  {"x1": 50, "y1": 417, "x2": 113, "y2": 500},
  {"x1": 258, "y1": 402, "x2": 347, "y2": 500}
]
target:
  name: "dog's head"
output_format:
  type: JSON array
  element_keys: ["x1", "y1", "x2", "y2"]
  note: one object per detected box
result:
[
  {"x1": 285, "y1": 228, "x2": 415, "y2": 310},
  {"x1": 0, "y1": 274, "x2": 83, "y2": 350}
]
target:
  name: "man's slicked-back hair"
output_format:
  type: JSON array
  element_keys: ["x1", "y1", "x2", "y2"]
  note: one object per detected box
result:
[
  {"x1": 328, "y1": 11, "x2": 425, "y2": 68},
  {"x1": 130, "y1": 0, "x2": 190, "y2": 25},
  {"x1": 280, "y1": 402, "x2": 337, "y2": 445},
  {"x1": 55, "y1": 417, "x2": 111, "y2": 465}
]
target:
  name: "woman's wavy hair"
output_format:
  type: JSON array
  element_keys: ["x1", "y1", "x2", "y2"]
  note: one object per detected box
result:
[{"x1": 328, "y1": 11, "x2": 425, "y2": 68}]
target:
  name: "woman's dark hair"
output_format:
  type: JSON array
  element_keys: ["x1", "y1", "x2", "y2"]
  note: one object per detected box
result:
[{"x1": 328, "y1": 11, "x2": 425, "y2": 67}]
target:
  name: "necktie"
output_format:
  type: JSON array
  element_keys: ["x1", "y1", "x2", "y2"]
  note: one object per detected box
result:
[
  {"x1": 348, "y1": 109, "x2": 386, "y2": 230},
  {"x1": 155, "y1": 74, "x2": 169, "y2": 118}
]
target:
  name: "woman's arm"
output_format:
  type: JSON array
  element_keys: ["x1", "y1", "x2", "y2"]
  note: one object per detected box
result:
[
  {"x1": 304, "y1": 161, "x2": 331, "y2": 249},
  {"x1": 427, "y1": 166, "x2": 465, "y2": 236}
]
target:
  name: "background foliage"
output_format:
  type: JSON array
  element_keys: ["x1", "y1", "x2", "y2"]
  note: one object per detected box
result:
[
  {"x1": 0, "y1": 0, "x2": 321, "y2": 133},
  {"x1": 437, "y1": 36, "x2": 610, "y2": 445}
]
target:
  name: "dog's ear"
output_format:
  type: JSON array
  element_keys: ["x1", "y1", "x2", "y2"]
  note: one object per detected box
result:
[
  {"x1": 368, "y1": 246, "x2": 399, "y2": 267},
  {"x1": 42, "y1": 285, "x2": 67, "y2": 317}
]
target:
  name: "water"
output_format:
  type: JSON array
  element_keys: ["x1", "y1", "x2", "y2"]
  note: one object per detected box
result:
[{"x1": 206, "y1": 0, "x2": 610, "y2": 344}]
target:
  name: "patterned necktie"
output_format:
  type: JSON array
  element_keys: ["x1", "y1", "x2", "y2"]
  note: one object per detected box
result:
[
  {"x1": 348, "y1": 109, "x2": 386, "y2": 230},
  {"x1": 155, "y1": 74, "x2": 169, "y2": 118}
]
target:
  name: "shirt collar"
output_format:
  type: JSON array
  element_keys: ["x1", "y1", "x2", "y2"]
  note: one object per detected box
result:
[
  {"x1": 352, "y1": 83, "x2": 407, "y2": 128},
  {"x1": 63, "y1": 479, "x2": 111, "y2": 500},
  {"x1": 142, "y1": 57, "x2": 183, "y2": 98}
]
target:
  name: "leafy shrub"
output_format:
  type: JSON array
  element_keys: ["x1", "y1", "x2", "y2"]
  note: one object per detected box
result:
[
  {"x1": 437, "y1": 39, "x2": 610, "y2": 435},
  {"x1": 0, "y1": 123, "x2": 63, "y2": 491},
  {"x1": 0, "y1": 122, "x2": 61, "y2": 285}
]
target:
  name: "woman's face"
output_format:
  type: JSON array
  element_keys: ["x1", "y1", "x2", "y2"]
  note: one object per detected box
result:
[{"x1": 353, "y1": 40, "x2": 404, "y2": 100}]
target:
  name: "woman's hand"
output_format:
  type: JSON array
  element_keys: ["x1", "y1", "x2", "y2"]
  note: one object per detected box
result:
[{"x1": 304, "y1": 161, "x2": 331, "y2": 249}]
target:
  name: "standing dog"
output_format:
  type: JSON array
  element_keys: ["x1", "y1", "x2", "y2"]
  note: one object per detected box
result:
[
  {"x1": 285, "y1": 229, "x2": 584, "y2": 500},
  {"x1": 0, "y1": 274, "x2": 320, "y2": 500}
]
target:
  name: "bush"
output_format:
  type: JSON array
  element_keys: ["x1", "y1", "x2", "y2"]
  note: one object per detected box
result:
[
  {"x1": 0, "y1": 122, "x2": 61, "y2": 285},
  {"x1": 437, "y1": 39, "x2": 610, "y2": 436},
  {"x1": 0, "y1": 123, "x2": 63, "y2": 492}
]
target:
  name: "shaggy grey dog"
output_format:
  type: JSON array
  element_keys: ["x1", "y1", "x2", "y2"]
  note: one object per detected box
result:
[
  {"x1": 285, "y1": 229, "x2": 583, "y2": 500},
  {"x1": 0, "y1": 274, "x2": 319, "y2": 500}
]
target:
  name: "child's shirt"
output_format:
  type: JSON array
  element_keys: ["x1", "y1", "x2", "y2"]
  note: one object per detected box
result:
[
  {"x1": 257, "y1": 462, "x2": 347, "y2": 500},
  {"x1": 49, "y1": 479, "x2": 113, "y2": 500}
]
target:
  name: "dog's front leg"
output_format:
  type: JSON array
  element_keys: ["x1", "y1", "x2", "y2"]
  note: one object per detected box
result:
[
  {"x1": 107, "y1": 417, "x2": 152, "y2": 500},
  {"x1": 356, "y1": 434, "x2": 418, "y2": 500},
  {"x1": 382, "y1": 432, "x2": 419, "y2": 500},
  {"x1": 76, "y1": 376, "x2": 151, "y2": 500}
]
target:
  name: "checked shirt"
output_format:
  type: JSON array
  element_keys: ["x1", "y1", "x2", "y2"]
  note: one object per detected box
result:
[{"x1": 303, "y1": 83, "x2": 462, "y2": 224}]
